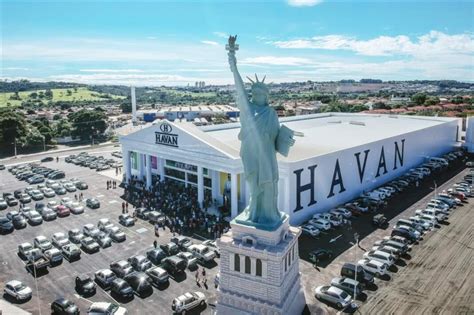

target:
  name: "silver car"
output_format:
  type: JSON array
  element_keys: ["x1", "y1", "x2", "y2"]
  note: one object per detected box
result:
[{"x1": 314, "y1": 285, "x2": 352, "y2": 309}]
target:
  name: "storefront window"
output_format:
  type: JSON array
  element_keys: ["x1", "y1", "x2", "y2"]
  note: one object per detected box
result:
[
  {"x1": 165, "y1": 159, "x2": 197, "y2": 172},
  {"x1": 187, "y1": 173, "x2": 197, "y2": 184},
  {"x1": 204, "y1": 177, "x2": 212, "y2": 188},
  {"x1": 165, "y1": 168, "x2": 185, "y2": 180}
]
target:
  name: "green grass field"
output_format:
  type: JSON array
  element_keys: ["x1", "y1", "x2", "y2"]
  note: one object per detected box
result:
[
  {"x1": 154, "y1": 87, "x2": 217, "y2": 98},
  {"x1": 0, "y1": 87, "x2": 125, "y2": 107}
]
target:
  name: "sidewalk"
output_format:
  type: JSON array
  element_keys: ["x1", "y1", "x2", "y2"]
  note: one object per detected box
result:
[{"x1": 0, "y1": 299, "x2": 31, "y2": 315}]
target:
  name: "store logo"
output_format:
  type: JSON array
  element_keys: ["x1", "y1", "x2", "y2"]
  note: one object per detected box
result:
[
  {"x1": 160, "y1": 123, "x2": 173, "y2": 134},
  {"x1": 156, "y1": 123, "x2": 178, "y2": 147}
]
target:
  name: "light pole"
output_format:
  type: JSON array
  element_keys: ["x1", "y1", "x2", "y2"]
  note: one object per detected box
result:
[
  {"x1": 91, "y1": 126, "x2": 95, "y2": 146},
  {"x1": 41, "y1": 135, "x2": 46, "y2": 152},
  {"x1": 353, "y1": 232, "x2": 359, "y2": 299}
]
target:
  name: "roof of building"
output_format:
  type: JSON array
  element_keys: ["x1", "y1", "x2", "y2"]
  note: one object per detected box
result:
[{"x1": 201, "y1": 113, "x2": 458, "y2": 162}]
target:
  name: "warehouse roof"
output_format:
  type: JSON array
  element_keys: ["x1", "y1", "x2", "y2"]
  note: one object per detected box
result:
[{"x1": 201, "y1": 113, "x2": 458, "y2": 162}]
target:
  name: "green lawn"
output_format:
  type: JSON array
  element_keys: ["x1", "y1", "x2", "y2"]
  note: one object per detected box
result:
[
  {"x1": 154, "y1": 87, "x2": 217, "y2": 98},
  {"x1": 0, "y1": 87, "x2": 125, "y2": 107}
]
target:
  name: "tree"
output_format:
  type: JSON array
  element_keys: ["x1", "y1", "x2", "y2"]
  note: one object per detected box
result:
[
  {"x1": 68, "y1": 109, "x2": 107, "y2": 140},
  {"x1": 412, "y1": 93, "x2": 427, "y2": 105},
  {"x1": 0, "y1": 108, "x2": 28, "y2": 145},
  {"x1": 424, "y1": 96, "x2": 440, "y2": 106},
  {"x1": 29, "y1": 92, "x2": 38, "y2": 99},
  {"x1": 120, "y1": 102, "x2": 132, "y2": 113},
  {"x1": 53, "y1": 114, "x2": 62, "y2": 120},
  {"x1": 44, "y1": 89, "x2": 53, "y2": 99}
]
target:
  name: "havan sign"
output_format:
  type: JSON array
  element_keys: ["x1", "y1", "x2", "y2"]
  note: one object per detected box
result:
[{"x1": 155, "y1": 123, "x2": 178, "y2": 147}]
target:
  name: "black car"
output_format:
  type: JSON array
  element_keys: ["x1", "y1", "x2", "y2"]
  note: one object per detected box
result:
[
  {"x1": 340, "y1": 263, "x2": 374, "y2": 288},
  {"x1": 12, "y1": 214, "x2": 27, "y2": 229},
  {"x1": 86, "y1": 198, "x2": 100, "y2": 209},
  {"x1": 75, "y1": 182, "x2": 88, "y2": 190},
  {"x1": 75, "y1": 275, "x2": 96, "y2": 296},
  {"x1": 14, "y1": 189, "x2": 23, "y2": 199},
  {"x1": 110, "y1": 278, "x2": 134, "y2": 299},
  {"x1": 51, "y1": 297, "x2": 79, "y2": 315},
  {"x1": 41, "y1": 157, "x2": 54, "y2": 163},
  {"x1": 146, "y1": 248, "x2": 167, "y2": 265},
  {"x1": 0, "y1": 164, "x2": 5, "y2": 170},
  {"x1": 0, "y1": 216, "x2": 14, "y2": 234},
  {"x1": 160, "y1": 243, "x2": 179, "y2": 256},
  {"x1": 391, "y1": 227, "x2": 418, "y2": 243},
  {"x1": 136, "y1": 207, "x2": 151, "y2": 220},
  {"x1": 6, "y1": 196, "x2": 18, "y2": 207},
  {"x1": 48, "y1": 171, "x2": 65, "y2": 180},
  {"x1": 372, "y1": 214, "x2": 388, "y2": 228},
  {"x1": 161, "y1": 256, "x2": 187, "y2": 275},
  {"x1": 124, "y1": 272, "x2": 153, "y2": 297},
  {"x1": 308, "y1": 249, "x2": 333, "y2": 264}
]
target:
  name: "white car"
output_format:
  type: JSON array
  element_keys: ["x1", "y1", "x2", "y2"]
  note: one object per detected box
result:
[
  {"x1": 314, "y1": 213, "x2": 342, "y2": 227},
  {"x1": 372, "y1": 245, "x2": 400, "y2": 258},
  {"x1": 357, "y1": 258, "x2": 388, "y2": 277},
  {"x1": 4, "y1": 280, "x2": 32, "y2": 301},
  {"x1": 83, "y1": 223, "x2": 100, "y2": 238},
  {"x1": 61, "y1": 197, "x2": 73, "y2": 206},
  {"x1": 308, "y1": 218, "x2": 331, "y2": 231},
  {"x1": 64, "y1": 183, "x2": 77, "y2": 192},
  {"x1": 301, "y1": 224, "x2": 320, "y2": 237},
  {"x1": 330, "y1": 208, "x2": 351, "y2": 218},
  {"x1": 314, "y1": 286, "x2": 352, "y2": 309},
  {"x1": 409, "y1": 216, "x2": 434, "y2": 230},
  {"x1": 88, "y1": 302, "x2": 127, "y2": 315},
  {"x1": 69, "y1": 202, "x2": 84, "y2": 214},
  {"x1": 363, "y1": 250, "x2": 394, "y2": 266},
  {"x1": 47, "y1": 200, "x2": 59, "y2": 210},
  {"x1": 415, "y1": 209, "x2": 446, "y2": 222},
  {"x1": 98, "y1": 218, "x2": 113, "y2": 231},
  {"x1": 52, "y1": 232, "x2": 70, "y2": 248},
  {"x1": 171, "y1": 291, "x2": 206, "y2": 314},
  {"x1": 34, "y1": 235, "x2": 53, "y2": 252}
]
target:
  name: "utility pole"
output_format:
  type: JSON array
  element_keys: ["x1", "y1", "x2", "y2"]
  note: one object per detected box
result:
[
  {"x1": 353, "y1": 232, "x2": 359, "y2": 299},
  {"x1": 14, "y1": 138, "x2": 17, "y2": 158},
  {"x1": 42, "y1": 135, "x2": 46, "y2": 152}
]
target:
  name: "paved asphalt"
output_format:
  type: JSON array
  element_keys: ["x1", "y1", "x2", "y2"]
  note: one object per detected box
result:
[{"x1": 0, "y1": 147, "x2": 469, "y2": 315}]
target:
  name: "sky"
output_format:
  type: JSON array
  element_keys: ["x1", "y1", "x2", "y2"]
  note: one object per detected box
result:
[{"x1": 1, "y1": 0, "x2": 473, "y2": 86}]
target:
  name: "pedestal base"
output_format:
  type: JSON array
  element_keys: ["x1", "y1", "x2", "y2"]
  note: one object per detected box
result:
[{"x1": 216, "y1": 216, "x2": 306, "y2": 315}]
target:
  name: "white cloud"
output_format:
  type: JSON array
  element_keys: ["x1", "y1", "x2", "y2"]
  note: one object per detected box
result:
[
  {"x1": 3, "y1": 67, "x2": 29, "y2": 71},
  {"x1": 272, "y1": 31, "x2": 474, "y2": 57},
  {"x1": 201, "y1": 40, "x2": 220, "y2": 46},
  {"x1": 241, "y1": 56, "x2": 314, "y2": 66},
  {"x1": 213, "y1": 31, "x2": 228, "y2": 38},
  {"x1": 79, "y1": 69, "x2": 144, "y2": 73},
  {"x1": 147, "y1": 36, "x2": 157, "y2": 40},
  {"x1": 288, "y1": 0, "x2": 323, "y2": 7}
]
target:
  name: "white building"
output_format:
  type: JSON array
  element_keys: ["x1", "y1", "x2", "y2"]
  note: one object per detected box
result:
[{"x1": 119, "y1": 113, "x2": 460, "y2": 225}]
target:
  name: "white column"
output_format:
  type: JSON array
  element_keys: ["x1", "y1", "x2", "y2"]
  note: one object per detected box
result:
[
  {"x1": 239, "y1": 174, "x2": 245, "y2": 204},
  {"x1": 231, "y1": 173, "x2": 238, "y2": 218},
  {"x1": 146, "y1": 154, "x2": 152, "y2": 189},
  {"x1": 123, "y1": 149, "x2": 131, "y2": 183},
  {"x1": 158, "y1": 158, "x2": 165, "y2": 182},
  {"x1": 211, "y1": 170, "x2": 219, "y2": 202},
  {"x1": 197, "y1": 166, "x2": 204, "y2": 207}
]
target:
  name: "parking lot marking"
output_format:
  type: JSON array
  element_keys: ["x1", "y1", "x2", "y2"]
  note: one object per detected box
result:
[
  {"x1": 96, "y1": 194, "x2": 104, "y2": 198},
  {"x1": 329, "y1": 234, "x2": 343, "y2": 243},
  {"x1": 136, "y1": 227, "x2": 148, "y2": 234},
  {"x1": 108, "y1": 200, "x2": 118, "y2": 204}
]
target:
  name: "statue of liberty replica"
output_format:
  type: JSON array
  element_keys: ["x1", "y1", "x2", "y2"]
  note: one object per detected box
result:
[
  {"x1": 217, "y1": 35, "x2": 306, "y2": 315},
  {"x1": 227, "y1": 35, "x2": 301, "y2": 230}
]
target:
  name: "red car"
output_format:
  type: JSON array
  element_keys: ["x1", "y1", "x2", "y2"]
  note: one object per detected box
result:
[
  {"x1": 56, "y1": 205, "x2": 70, "y2": 217},
  {"x1": 343, "y1": 204, "x2": 362, "y2": 216},
  {"x1": 449, "y1": 191, "x2": 465, "y2": 201}
]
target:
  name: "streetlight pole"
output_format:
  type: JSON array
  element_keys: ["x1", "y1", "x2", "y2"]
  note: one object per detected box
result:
[
  {"x1": 353, "y1": 232, "x2": 359, "y2": 299},
  {"x1": 42, "y1": 135, "x2": 46, "y2": 152},
  {"x1": 14, "y1": 138, "x2": 17, "y2": 158}
]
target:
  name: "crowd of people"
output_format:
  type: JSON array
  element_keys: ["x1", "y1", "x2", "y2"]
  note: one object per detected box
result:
[{"x1": 122, "y1": 175, "x2": 230, "y2": 240}]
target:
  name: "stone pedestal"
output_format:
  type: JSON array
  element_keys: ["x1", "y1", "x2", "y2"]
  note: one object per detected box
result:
[{"x1": 216, "y1": 215, "x2": 306, "y2": 315}]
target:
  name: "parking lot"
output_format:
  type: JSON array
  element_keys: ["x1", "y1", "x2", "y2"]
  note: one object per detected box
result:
[
  {"x1": 0, "y1": 150, "x2": 218, "y2": 315},
  {"x1": 1, "y1": 148, "x2": 473, "y2": 315}
]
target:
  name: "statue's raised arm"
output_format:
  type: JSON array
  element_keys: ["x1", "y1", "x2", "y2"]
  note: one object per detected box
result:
[{"x1": 226, "y1": 35, "x2": 250, "y2": 111}]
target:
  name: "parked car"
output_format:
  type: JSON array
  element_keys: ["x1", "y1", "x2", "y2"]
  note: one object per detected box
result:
[
  {"x1": 330, "y1": 277, "x2": 363, "y2": 297},
  {"x1": 171, "y1": 291, "x2": 206, "y2": 314},
  {"x1": 119, "y1": 214, "x2": 135, "y2": 227},
  {"x1": 69, "y1": 202, "x2": 85, "y2": 214},
  {"x1": 62, "y1": 243, "x2": 81, "y2": 261},
  {"x1": 107, "y1": 226, "x2": 126, "y2": 242},
  {"x1": 26, "y1": 210, "x2": 43, "y2": 225},
  {"x1": 52, "y1": 232, "x2": 70, "y2": 248},
  {"x1": 110, "y1": 260, "x2": 134, "y2": 278},
  {"x1": 87, "y1": 302, "x2": 127, "y2": 315},
  {"x1": 135, "y1": 207, "x2": 151, "y2": 220},
  {"x1": 146, "y1": 248, "x2": 167, "y2": 265},
  {"x1": 56, "y1": 205, "x2": 71, "y2": 217},
  {"x1": 124, "y1": 272, "x2": 153, "y2": 297},
  {"x1": 0, "y1": 216, "x2": 14, "y2": 234},
  {"x1": 161, "y1": 256, "x2": 187, "y2": 275},
  {"x1": 75, "y1": 182, "x2": 88, "y2": 190},
  {"x1": 201, "y1": 240, "x2": 220, "y2": 257},
  {"x1": 19, "y1": 193, "x2": 32, "y2": 204},
  {"x1": 86, "y1": 198, "x2": 100, "y2": 209},
  {"x1": 160, "y1": 242, "x2": 180, "y2": 256},
  {"x1": 75, "y1": 275, "x2": 96, "y2": 296},
  {"x1": 95, "y1": 232, "x2": 112, "y2": 248},
  {"x1": 146, "y1": 267, "x2": 169, "y2": 285},
  {"x1": 69, "y1": 229, "x2": 85, "y2": 244},
  {"x1": 18, "y1": 242, "x2": 35, "y2": 259},
  {"x1": 110, "y1": 278, "x2": 134, "y2": 299},
  {"x1": 308, "y1": 218, "x2": 331, "y2": 231},
  {"x1": 81, "y1": 237, "x2": 100, "y2": 253},
  {"x1": 357, "y1": 258, "x2": 388, "y2": 277},
  {"x1": 308, "y1": 249, "x2": 333, "y2": 264},
  {"x1": 301, "y1": 224, "x2": 320, "y2": 237},
  {"x1": 41, "y1": 188, "x2": 56, "y2": 198},
  {"x1": 83, "y1": 224, "x2": 100, "y2": 238},
  {"x1": 314, "y1": 286, "x2": 352, "y2": 309},
  {"x1": 41, "y1": 208, "x2": 57, "y2": 221},
  {"x1": 188, "y1": 244, "x2": 216, "y2": 263},
  {"x1": 170, "y1": 236, "x2": 193, "y2": 251},
  {"x1": 0, "y1": 197, "x2": 8, "y2": 210},
  {"x1": 34, "y1": 235, "x2": 53, "y2": 252},
  {"x1": 44, "y1": 248, "x2": 63, "y2": 265},
  {"x1": 363, "y1": 250, "x2": 395, "y2": 266},
  {"x1": 95, "y1": 269, "x2": 117, "y2": 289},
  {"x1": 177, "y1": 252, "x2": 198, "y2": 268},
  {"x1": 372, "y1": 214, "x2": 388, "y2": 227},
  {"x1": 4, "y1": 280, "x2": 32, "y2": 302},
  {"x1": 11, "y1": 214, "x2": 27, "y2": 229},
  {"x1": 51, "y1": 297, "x2": 79, "y2": 315},
  {"x1": 6, "y1": 195, "x2": 18, "y2": 207},
  {"x1": 128, "y1": 255, "x2": 152, "y2": 272},
  {"x1": 340, "y1": 263, "x2": 374, "y2": 287}
]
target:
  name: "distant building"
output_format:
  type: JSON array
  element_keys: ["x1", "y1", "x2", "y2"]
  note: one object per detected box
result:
[{"x1": 389, "y1": 95, "x2": 411, "y2": 105}]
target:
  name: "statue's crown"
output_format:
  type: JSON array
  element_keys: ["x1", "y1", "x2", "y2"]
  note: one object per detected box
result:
[{"x1": 247, "y1": 74, "x2": 268, "y2": 93}]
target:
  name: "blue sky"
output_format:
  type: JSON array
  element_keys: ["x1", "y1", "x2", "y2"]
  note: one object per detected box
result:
[{"x1": 2, "y1": 0, "x2": 473, "y2": 86}]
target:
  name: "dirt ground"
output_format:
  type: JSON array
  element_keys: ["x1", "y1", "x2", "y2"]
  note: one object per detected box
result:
[{"x1": 359, "y1": 193, "x2": 474, "y2": 315}]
